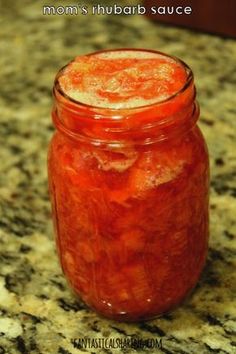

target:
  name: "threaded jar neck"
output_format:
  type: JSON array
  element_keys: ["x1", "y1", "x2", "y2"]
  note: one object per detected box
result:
[{"x1": 52, "y1": 49, "x2": 198, "y2": 148}]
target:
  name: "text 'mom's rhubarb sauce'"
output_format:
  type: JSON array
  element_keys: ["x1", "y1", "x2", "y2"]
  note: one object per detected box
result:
[{"x1": 48, "y1": 49, "x2": 209, "y2": 321}]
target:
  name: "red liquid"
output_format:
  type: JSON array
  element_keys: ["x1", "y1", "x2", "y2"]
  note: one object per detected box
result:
[
  {"x1": 48, "y1": 49, "x2": 209, "y2": 321},
  {"x1": 59, "y1": 51, "x2": 187, "y2": 108}
]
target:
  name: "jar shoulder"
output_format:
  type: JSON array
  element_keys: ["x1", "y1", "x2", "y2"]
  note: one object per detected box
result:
[{"x1": 47, "y1": 127, "x2": 209, "y2": 197}]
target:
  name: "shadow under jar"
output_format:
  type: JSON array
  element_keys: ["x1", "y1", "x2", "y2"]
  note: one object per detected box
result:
[{"x1": 48, "y1": 49, "x2": 209, "y2": 322}]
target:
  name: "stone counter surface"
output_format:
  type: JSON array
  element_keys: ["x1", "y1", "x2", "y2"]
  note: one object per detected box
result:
[{"x1": 0, "y1": 1, "x2": 236, "y2": 353}]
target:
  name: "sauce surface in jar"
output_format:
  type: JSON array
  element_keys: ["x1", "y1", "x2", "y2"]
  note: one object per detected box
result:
[
  {"x1": 48, "y1": 49, "x2": 209, "y2": 321},
  {"x1": 59, "y1": 50, "x2": 188, "y2": 108}
]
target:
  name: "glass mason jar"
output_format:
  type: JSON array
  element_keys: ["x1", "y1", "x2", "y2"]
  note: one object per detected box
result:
[{"x1": 48, "y1": 49, "x2": 209, "y2": 322}]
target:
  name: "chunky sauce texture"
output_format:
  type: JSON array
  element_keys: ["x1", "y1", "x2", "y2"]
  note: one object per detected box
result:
[
  {"x1": 48, "y1": 50, "x2": 209, "y2": 321},
  {"x1": 59, "y1": 50, "x2": 187, "y2": 108}
]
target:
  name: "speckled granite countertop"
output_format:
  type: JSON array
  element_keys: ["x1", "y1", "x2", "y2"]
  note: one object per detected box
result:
[{"x1": 0, "y1": 1, "x2": 236, "y2": 353}]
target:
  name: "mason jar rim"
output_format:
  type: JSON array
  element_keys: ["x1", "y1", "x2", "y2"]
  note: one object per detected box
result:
[{"x1": 53, "y1": 48, "x2": 194, "y2": 114}]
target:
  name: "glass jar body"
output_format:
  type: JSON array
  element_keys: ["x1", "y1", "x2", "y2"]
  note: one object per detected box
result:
[{"x1": 48, "y1": 123, "x2": 209, "y2": 321}]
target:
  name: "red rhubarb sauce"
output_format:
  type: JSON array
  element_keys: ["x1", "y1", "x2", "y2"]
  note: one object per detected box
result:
[{"x1": 48, "y1": 49, "x2": 209, "y2": 321}]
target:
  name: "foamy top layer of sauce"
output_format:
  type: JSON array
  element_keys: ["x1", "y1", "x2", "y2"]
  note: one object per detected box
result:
[{"x1": 58, "y1": 50, "x2": 187, "y2": 109}]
